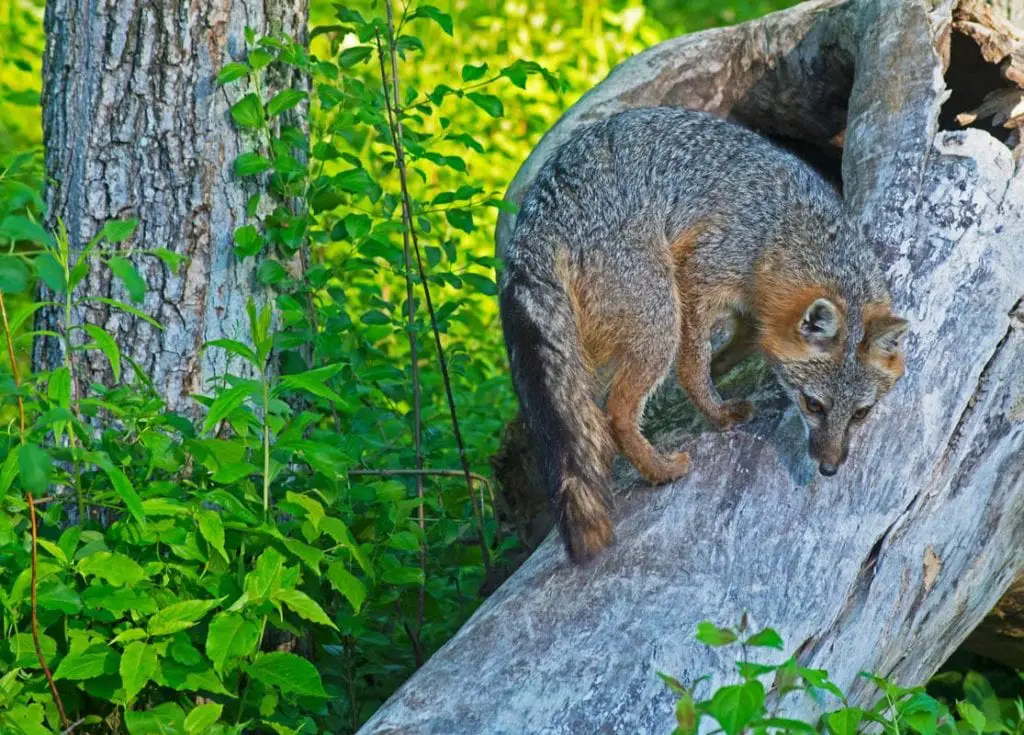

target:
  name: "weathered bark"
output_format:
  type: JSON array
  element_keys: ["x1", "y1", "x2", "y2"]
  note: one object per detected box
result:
[
  {"x1": 963, "y1": 574, "x2": 1024, "y2": 668},
  {"x1": 361, "y1": 1, "x2": 1024, "y2": 733},
  {"x1": 39, "y1": 0, "x2": 307, "y2": 412}
]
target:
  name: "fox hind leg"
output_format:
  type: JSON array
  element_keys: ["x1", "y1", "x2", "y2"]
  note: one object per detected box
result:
[{"x1": 605, "y1": 299, "x2": 691, "y2": 486}]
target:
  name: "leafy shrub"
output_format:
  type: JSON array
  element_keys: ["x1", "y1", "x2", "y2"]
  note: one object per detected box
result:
[
  {"x1": 0, "y1": 0, "x2": 684, "y2": 732},
  {"x1": 663, "y1": 620, "x2": 1024, "y2": 735}
]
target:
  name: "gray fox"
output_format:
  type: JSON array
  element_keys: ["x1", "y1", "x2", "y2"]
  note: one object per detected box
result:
[{"x1": 498, "y1": 106, "x2": 908, "y2": 564}]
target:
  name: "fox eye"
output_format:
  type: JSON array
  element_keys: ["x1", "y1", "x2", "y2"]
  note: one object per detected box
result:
[
  {"x1": 803, "y1": 395, "x2": 826, "y2": 415},
  {"x1": 852, "y1": 405, "x2": 873, "y2": 421}
]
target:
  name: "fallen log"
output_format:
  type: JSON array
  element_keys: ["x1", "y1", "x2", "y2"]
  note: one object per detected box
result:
[{"x1": 360, "y1": 1, "x2": 1024, "y2": 732}]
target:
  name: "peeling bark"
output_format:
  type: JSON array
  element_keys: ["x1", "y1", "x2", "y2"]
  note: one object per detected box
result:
[
  {"x1": 39, "y1": 0, "x2": 307, "y2": 413},
  {"x1": 362, "y1": 1, "x2": 1024, "y2": 733}
]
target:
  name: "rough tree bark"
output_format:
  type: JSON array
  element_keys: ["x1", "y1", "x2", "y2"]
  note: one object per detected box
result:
[
  {"x1": 39, "y1": 0, "x2": 307, "y2": 412},
  {"x1": 360, "y1": 1, "x2": 1024, "y2": 733}
]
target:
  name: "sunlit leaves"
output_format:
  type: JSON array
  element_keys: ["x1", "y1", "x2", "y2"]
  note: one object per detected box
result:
[{"x1": 230, "y1": 93, "x2": 265, "y2": 129}]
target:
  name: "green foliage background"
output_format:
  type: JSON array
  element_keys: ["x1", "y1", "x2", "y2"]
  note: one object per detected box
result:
[{"x1": 35, "y1": 1, "x2": 1024, "y2": 735}]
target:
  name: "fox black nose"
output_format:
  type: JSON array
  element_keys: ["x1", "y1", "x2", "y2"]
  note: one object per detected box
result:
[{"x1": 819, "y1": 463, "x2": 839, "y2": 477}]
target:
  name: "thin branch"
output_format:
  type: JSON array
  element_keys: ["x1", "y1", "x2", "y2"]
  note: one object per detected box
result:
[
  {"x1": 374, "y1": 23, "x2": 428, "y2": 638},
  {"x1": 379, "y1": 0, "x2": 493, "y2": 576},
  {"x1": 0, "y1": 290, "x2": 26, "y2": 436},
  {"x1": 28, "y1": 493, "x2": 70, "y2": 730}
]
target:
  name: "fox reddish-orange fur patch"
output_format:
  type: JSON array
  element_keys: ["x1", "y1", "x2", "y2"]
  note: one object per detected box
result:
[
  {"x1": 860, "y1": 300, "x2": 906, "y2": 377},
  {"x1": 755, "y1": 279, "x2": 847, "y2": 361}
]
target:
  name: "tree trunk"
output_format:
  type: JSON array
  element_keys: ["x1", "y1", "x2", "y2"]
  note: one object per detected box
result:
[
  {"x1": 361, "y1": 1, "x2": 1024, "y2": 733},
  {"x1": 39, "y1": 0, "x2": 307, "y2": 413}
]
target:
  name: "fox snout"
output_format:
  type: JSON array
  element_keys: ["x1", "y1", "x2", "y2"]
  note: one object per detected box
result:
[{"x1": 809, "y1": 435, "x2": 849, "y2": 477}]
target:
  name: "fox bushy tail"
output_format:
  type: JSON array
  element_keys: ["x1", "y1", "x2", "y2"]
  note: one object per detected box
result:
[{"x1": 499, "y1": 263, "x2": 616, "y2": 563}]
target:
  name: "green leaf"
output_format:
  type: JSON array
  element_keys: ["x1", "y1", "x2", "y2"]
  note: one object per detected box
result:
[
  {"x1": 35, "y1": 253, "x2": 66, "y2": 293},
  {"x1": 107, "y1": 256, "x2": 146, "y2": 303},
  {"x1": 202, "y1": 380, "x2": 259, "y2": 434},
  {"x1": 8, "y1": 632, "x2": 56, "y2": 668},
  {"x1": 902, "y1": 693, "x2": 940, "y2": 735},
  {"x1": 272, "y1": 588, "x2": 338, "y2": 629},
  {"x1": 248, "y1": 48, "x2": 273, "y2": 70},
  {"x1": 235, "y1": 152, "x2": 272, "y2": 177},
  {"x1": 279, "y1": 363, "x2": 348, "y2": 406},
  {"x1": 0, "y1": 446, "x2": 20, "y2": 498},
  {"x1": 957, "y1": 701, "x2": 986, "y2": 734},
  {"x1": 745, "y1": 627, "x2": 784, "y2": 650},
  {"x1": 326, "y1": 562, "x2": 367, "y2": 613},
  {"x1": 758, "y1": 717, "x2": 818, "y2": 733},
  {"x1": 339, "y1": 46, "x2": 373, "y2": 67},
  {"x1": 93, "y1": 456, "x2": 146, "y2": 524},
  {"x1": 466, "y1": 92, "x2": 503, "y2": 118},
  {"x1": 78, "y1": 551, "x2": 146, "y2": 586},
  {"x1": 101, "y1": 218, "x2": 139, "y2": 243},
  {"x1": 0, "y1": 256, "x2": 31, "y2": 293},
  {"x1": 83, "y1": 324, "x2": 122, "y2": 381},
  {"x1": 0, "y1": 215, "x2": 53, "y2": 246},
  {"x1": 233, "y1": 225, "x2": 265, "y2": 258},
  {"x1": 198, "y1": 510, "x2": 228, "y2": 562},
  {"x1": 266, "y1": 88, "x2": 307, "y2": 117},
  {"x1": 204, "y1": 338, "x2": 259, "y2": 366},
  {"x1": 387, "y1": 530, "x2": 421, "y2": 552},
  {"x1": 445, "y1": 208, "x2": 474, "y2": 233},
  {"x1": 244, "y1": 548, "x2": 286, "y2": 601},
  {"x1": 206, "y1": 612, "x2": 261, "y2": 674},
  {"x1": 158, "y1": 659, "x2": 231, "y2": 696},
  {"x1": 281, "y1": 537, "x2": 323, "y2": 574},
  {"x1": 19, "y1": 443, "x2": 51, "y2": 493},
  {"x1": 125, "y1": 703, "x2": 186, "y2": 735},
  {"x1": 121, "y1": 642, "x2": 159, "y2": 702},
  {"x1": 827, "y1": 708, "x2": 865, "y2": 735},
  {"x1": 217, "y1": 62, "x2": 251, "y2": 85},
  {"x1": 675, "y1": 690, "x2": 698, "y2": 735},
  {"x1": 257, "y1": 259, "x2": 288, "y2": 285},
  {"x1": 230, "y1": 93, "x2": 265, "y2": 129},
  {"x1": 284, "y1": 491, "x2": 325, "y2": 529},
  {"x1": 185, "y1": 702, "x2": 224, "y2": 735},
  {"x1": 247, "y1": 652, "x2": 328, "y2": 697},
  {"x1": 54, "y1": 645, "x2": 120, "y2": 681},
  {"x1": 381, "y1": 566, "x2": 425, "y2": 586},
  {"x1": 83, "y1": 584, "x2": 158, "y2": 615},
  {"x1": 461, "y1": 63, "x2": 488, "y2": 82},
  {"x1": 149, "y1": 598, "x2": 224, "y2": 636},
  {"x1": 411, "y1": 5, "x2": 453, "y2": 35},
  {"x1": 706, "y1": 680, "x2": 765, "y2": 735},
  {"x1": 695, "y1": 621, "x2": 738, "y2": 647},
  {"x1": 35, "y1": 580, "x2": 82, "y2": 614},
  {"x1": 154, "y1": 248, "x2": 185, "y2": 272}
]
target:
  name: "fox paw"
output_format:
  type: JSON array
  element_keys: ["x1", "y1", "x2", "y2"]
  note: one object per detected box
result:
[
  {"x1": 640, "y1": 451, "x2": 691, "y2": 486},
  {"x1": 713, "y1": 399, "x2": 755, "y2": 430}
]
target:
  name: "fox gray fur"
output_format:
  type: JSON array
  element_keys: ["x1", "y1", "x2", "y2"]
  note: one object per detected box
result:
[{"x1": 499, "y1": 106, "x2": 908, "y2": 564}]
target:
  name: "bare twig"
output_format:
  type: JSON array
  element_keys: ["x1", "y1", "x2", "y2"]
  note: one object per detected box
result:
[
  {"x1": 0, "y1": 290, "x2": 26, "y2": 436},
  {"x1": 28, "y1": 492, "x2": 70, "y2": 729},
  {"x1": 378, "y1": 0, "x2": 493, "y2": 576},
  {"x1": 374, "y1": 22, "x2": 428, "y2": 641}
]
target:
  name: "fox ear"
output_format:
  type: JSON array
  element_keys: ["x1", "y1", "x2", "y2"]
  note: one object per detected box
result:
[
  {"x1": 799, "y1": 298, "x2": 841, "y2": 343},
  {"x1": 864, "y1": 315, "x2": 909, "y2": 356}
]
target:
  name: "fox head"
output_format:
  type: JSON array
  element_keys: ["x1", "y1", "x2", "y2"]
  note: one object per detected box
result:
[{"x1": 762, "y1": 295, "x2": 909, "y2": 476}]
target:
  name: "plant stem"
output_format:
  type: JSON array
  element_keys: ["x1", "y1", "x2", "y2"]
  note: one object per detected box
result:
[
  {"x1": 262, "y1": 370, "x2": 271, "y2": 515},
  {"x1": 379, "y1": 1, "x2": 493, "y2": 576},
  {"x1": 28, "y1": 492, "x2": 70, "y2": 730},
  {"x1": 0, "y1": 290, "x2": 25, "y2": 437},
  {"x1": 374, "y1": 14, "x2": 428, "y2": 640}
]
